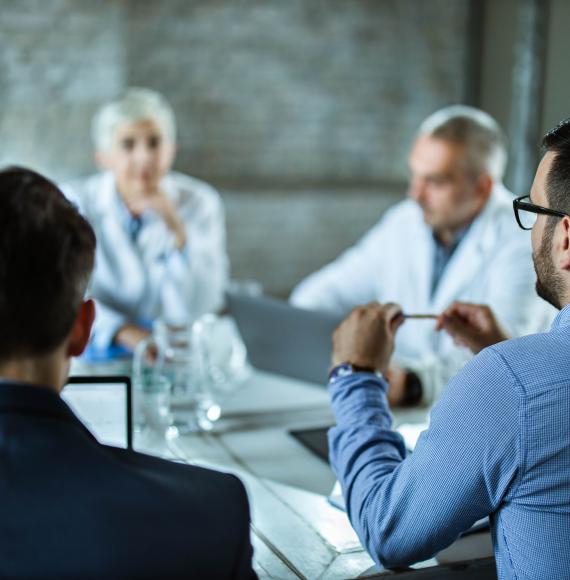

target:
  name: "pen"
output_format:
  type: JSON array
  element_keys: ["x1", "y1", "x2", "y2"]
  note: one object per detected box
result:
[{"x1": 403, "y1": 313, "x2": 438, "y2": 319}]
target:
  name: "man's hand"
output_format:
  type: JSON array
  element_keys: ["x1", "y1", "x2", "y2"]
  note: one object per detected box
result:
[
  {"x1": 436, "y1": 302, "x2": 510, "y2": 354},
  {"x1": 332, "y1": 302, "x2": 404, "y2": 375}
]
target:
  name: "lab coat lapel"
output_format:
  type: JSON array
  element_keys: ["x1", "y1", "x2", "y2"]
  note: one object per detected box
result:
[
  {"x1": 410, "y1": 208, "x2": 435, "y2": 312},
  {"x1": 393, "y1": 206, "x2": 434, "y2": 361},
  {"x1": 94, "y1": 174, "x2": 146, "y2": 302},
  {"x1": 431, "y1": 192, "x2": 499, "y2": 313}
]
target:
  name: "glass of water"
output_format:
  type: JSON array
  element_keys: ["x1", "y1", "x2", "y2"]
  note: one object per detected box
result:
[
  {"x1": 191, "y1": 313, "x2": 251, "y2": 425},
  {"x1": 132, "y1": 372, "x2": 174, "y2": 437},
  {"x1": 133, "y1": 320, "x2": 214, "y2": 434}
]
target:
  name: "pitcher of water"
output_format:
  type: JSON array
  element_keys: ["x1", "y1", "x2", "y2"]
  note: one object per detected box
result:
[
  {"x1": 132, "y1": 315, "x2": 249, "y2": 436},
  {"x1": 133, "y1": 320, "x2": 211, "y2": 436}
]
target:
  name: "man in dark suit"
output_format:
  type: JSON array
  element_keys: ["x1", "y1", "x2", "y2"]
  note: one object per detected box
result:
[{"x1": 0, "y1": 167, "x2": 256, "y2": 579}]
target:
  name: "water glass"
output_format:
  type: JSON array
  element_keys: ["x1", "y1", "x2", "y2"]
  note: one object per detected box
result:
[
  {"x1": 133, "y1": 373, "x2": 174, "y2": 437},
  {"x1": 133, "y1": 321, "x2": 214, "y2": 434}
]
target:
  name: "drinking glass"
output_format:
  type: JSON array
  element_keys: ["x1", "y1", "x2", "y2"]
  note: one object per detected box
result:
[
  {"x1": 192, "y1": 313, "x2": 251, "y2": 422},
  {"x1": 133, "y1": 321, "x2": 211, "y2": 434},
  {"x1": 132, "y1": 373, "x2": 174, "y2": 437}
]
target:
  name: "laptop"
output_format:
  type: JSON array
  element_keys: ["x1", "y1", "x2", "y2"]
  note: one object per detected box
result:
[
  {"x1": 62, "y1": 375, "x2": 132, "y2": 449},
  {"x1": 227, "y1": 292, "x2": 344, "y2": 385}
]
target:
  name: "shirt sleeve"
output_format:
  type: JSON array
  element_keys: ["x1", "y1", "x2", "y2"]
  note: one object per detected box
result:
[
  {"x1": 89, "y1": 299, "x2": 128, "y2": 351},
  {"x1": 60, "y1": 179, "x2": 127, "y2": 351},
  {"x1": 328, "y1": 347, "x2": 522, "y2": 569},
  {"x1": 403, "y1": 348, "x2": 472, "y2": 406}
]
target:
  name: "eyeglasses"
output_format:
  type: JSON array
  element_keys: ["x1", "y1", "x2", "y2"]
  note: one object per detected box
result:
[{"x1": 513, "y1": 195, "x2": 570, "y2": 230}]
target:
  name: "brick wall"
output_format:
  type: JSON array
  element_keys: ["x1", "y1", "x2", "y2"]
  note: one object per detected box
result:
[
  {"x1": 222, "y1": 186, "x2": 404, "y2": 297},
  {"x1": 0, "y1": 0, "x2": 470, "y2": 295},
  {"x1": 0, "y1": 0, "x2": 126, "y2": 177},
  {"x1": 128, "y1": 0, "x2": 470, "y2": 186}
]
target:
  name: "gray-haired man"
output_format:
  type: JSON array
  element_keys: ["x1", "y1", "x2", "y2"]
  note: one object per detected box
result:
[{"x1": 292, "y1": 105, "x2": 553, "y2": 405}]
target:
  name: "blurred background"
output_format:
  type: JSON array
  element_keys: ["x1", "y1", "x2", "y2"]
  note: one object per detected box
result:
[{"x1": 0, "y1": 0, "x2": 568, "y2": 296}]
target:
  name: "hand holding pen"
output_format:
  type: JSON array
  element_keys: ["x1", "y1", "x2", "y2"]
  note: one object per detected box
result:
[{"x1": 436, "y1": 302, "x2": 510, "y2": 354}]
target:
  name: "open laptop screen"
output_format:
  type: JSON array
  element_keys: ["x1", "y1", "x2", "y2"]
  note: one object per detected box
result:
[
  {"x1": 227, "y1": 292, "x2": 344, "y2": 385},
  {"x1": 62, "y1": 375, "x2": 132, "y2": 449}
]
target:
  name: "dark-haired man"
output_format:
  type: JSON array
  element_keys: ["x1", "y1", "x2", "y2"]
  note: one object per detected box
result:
[
  {"x1": 0, "y1": 168, "x2": 256, "y2": 579},
  {"x1": 327, "y1": 119, "x2": 570, "y2": 579}
]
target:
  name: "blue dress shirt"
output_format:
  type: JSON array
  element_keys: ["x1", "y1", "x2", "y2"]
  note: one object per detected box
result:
[
  {"x1": 328, "y1": 304, "x2": 570, "y2": 579},
  {"x1": 430, "y1": 224, "x2": 470, "y2": 297}
]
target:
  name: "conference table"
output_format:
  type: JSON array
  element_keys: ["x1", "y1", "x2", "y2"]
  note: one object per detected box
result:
[{"x1": 71, "y1": 359, "x2": 496, "y2": 579}]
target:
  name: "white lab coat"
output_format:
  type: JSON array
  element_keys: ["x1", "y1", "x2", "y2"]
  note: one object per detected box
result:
[
  {"x1": 291, "y1": 184, "x2": 555, "y2": 403},
  {"x1": 63, "y1": 171, "x2": 228, "y2": 351}
]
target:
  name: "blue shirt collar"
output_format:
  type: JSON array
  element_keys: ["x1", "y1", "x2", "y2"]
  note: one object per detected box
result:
[
  {"x1": 551, "y1": 303, "x2": 570, "y2": 329},
  {"x1": 111, "y1": 183, "x2": 151, "y2": 235},
  {"x1": 432, "y1": 222, "x2": 471, "y2": 250}
]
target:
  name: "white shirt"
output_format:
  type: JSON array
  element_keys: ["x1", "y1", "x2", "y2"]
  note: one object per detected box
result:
[
  {"x1": 291, "y1": 184, "x2": 556, "y2": 403},
  {"x1": 63, "y1": 171, "x2": 228, "y2": 351}
]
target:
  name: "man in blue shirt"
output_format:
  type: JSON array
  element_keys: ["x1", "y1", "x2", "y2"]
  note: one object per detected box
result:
[{"x1": 327, "y1": 119, "x2": 570, "y2": 579}]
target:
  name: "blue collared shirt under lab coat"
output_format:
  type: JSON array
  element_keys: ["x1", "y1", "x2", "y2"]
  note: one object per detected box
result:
[{"x1": 328, "y1": 304, "x2": 570, "y2": 579}]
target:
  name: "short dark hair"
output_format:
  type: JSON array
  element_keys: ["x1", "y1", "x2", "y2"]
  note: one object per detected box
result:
[
  {"x1": 0, "y1": 167, "x2": 96, "y2": 360},
  {"x1": 542, "y1": 117, "x2": 570, "y2": 214}
]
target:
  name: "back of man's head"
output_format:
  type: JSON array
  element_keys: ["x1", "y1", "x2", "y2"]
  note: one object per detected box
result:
[
  {"x1": 0, "y1": 168, "x2": 96, "y2": 361},
  {"x1": 418, "y1": 105, "x2": 507, "y2": 182}
]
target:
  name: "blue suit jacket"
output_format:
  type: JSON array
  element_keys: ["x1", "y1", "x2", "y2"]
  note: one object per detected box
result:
[{"x1": 0, "y1": 382, "x2": 256, "y2": 579}]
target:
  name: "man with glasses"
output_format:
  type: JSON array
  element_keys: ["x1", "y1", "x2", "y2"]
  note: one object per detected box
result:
[
  {"x1": 292, "y1": 106, "x2": 553, "y2": 406},
  {"x1": 327, "y1": 118, "x2": 570, "y2": 579}
]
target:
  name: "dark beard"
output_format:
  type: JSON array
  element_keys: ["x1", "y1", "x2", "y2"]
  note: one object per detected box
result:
[{"x1": 534, "y1": 227, "x2": 564, "y2": 310}]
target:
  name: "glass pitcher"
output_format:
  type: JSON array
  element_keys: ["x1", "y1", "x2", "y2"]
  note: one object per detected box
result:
[
  {"x1": 191, "y1": 313, "x2": 251, "y2": 409},
  {"x1": 132, "y1": 319, "x2": 214, "y2": 436}
]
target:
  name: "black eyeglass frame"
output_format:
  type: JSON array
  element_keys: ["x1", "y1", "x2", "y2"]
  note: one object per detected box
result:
[{"x1": 513, "y1": 195, "x2": 570, "y2": 230}]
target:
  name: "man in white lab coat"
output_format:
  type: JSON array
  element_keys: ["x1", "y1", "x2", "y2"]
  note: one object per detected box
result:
[
  {"x1": 63, "y1": 88, "x2": 228, "y2": 357},
  {"x1": 291, "y1": 106, "x2": 553, "y2": 405}
]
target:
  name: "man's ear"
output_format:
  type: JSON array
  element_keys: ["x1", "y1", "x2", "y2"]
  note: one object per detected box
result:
[
  {"x1": 67, "y1": 300, "x2": 96, "y2": 358},
  {"x1": 556, "y1": 216, "x2": 570, "y2": 271},
  {"x1": 475, "y1": 173, "x2": 494, "y2": 202}
]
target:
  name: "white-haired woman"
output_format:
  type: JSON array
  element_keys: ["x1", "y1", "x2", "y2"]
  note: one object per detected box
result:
[{"x1": 63, "y1": 88, "x2": 228, "y2": 357}]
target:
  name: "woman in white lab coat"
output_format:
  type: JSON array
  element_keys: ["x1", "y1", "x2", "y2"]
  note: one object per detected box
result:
[{"x1": 63, "y1": 88, "x2": 228, "y2": 358}]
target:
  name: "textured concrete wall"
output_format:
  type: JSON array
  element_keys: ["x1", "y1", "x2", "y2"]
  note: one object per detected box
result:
[
  {"x1": 128, "y1": 0, "x2": 470, "y2": 187},
  {"x1": 222, "y1": 187, "x2": 404, "y2": 296},
  {"x1": 0, "y1": 0, "x2": 470, "y2": 295},
  {"x1": 0, "y1": 0, "x2": 126, "y2": 178}
]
